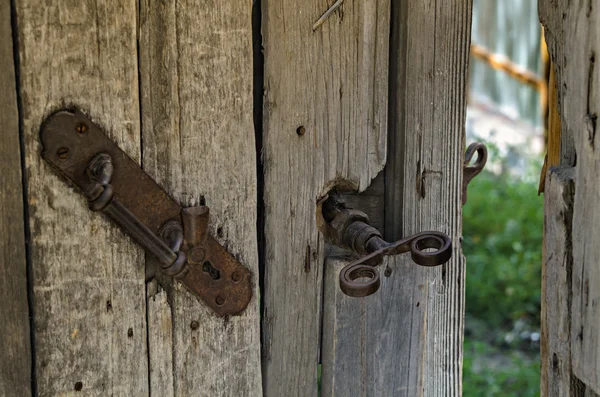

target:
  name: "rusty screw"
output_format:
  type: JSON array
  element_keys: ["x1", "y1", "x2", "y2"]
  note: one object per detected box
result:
[
  {"x1": 57, "y1": 147, "x2": 70, "y2": 159},
  {"x1": 76, "y1": 122, "x2": 87, "y2": 135},
  {"x1": 231, "y1": 271, "x2": 242, "y2": 283},
  {"x1": 215, "y1": 295, "x2": 225, "y2": 306},
  {"x1": 296, "y1": 126, "x2": 306, "y2": 136}
]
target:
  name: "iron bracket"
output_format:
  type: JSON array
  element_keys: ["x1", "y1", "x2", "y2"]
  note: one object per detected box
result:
[{"x1": 40, "y1": 109, "x2": 252, "y2": 317}]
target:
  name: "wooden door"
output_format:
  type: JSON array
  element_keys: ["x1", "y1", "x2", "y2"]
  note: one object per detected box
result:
[
  {"x1": 1, "y1": 0, "x2": 472, "y2": 396},
  {"x1": 540, "y1": 1, "x2": 600, "y2": 396}
]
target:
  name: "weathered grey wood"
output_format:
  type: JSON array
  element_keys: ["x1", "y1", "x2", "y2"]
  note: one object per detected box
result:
[
  {"x1": 261, "y1": 0, "x2": 390, "y2": 394},
  {"x1": 540, "y1": 0, "x2": 600, "y2": 393},
  {"x1": 15, "y1": 1, "x2": 148, "y2": 395},
  {"x1": 147, "y1": 281, "x2": 174, "y2": 397},
  {"x1": 0, "y1": 0, "x2": 31, "y2": 395},
  {"x1": 383, "y1": 0, "x2": 471, "y2": 395},
  {"x1": 139, "y1": 1, "x2": 262, "y2": 395},
  {"x1": 541, "y1": 167, "x2": 575, "y2": 397},
  {"x1": 323, "y1": 257, "x2": 423, "y2": 397}
]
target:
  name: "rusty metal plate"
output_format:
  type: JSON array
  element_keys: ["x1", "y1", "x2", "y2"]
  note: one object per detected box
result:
[{"x1": 40, "y1": 109, "x2": 252, "y2": 316}]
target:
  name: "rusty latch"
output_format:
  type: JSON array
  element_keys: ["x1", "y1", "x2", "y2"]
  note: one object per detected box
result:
[
  {"x1": 40, "y1": 109, "x2": 252, "y2": 316},
  {"x1": 321, "y1": 196, "x2": 452, "y2": 297},
  {"x1": 322, "y1": 142, "x2": 487, "y2": 297}
]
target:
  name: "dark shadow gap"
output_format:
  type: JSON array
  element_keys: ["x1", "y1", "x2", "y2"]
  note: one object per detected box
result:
[
  {"x1": 134, "y1": 0, "x2": 152, "y2": 393},
  {"x1": 384, "y1": 0, "x2": 408, "y2": 242},
  {"x1": 251, "y1": 0, "x2": 266, "y2": 389},
  {"x1": 10, "y1": 0, "x2": 37, "y2": 395}
]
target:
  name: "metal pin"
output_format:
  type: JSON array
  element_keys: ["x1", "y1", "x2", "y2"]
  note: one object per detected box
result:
[{"x1": 312, "y1": 0, "x2": 344, "y2": 31}]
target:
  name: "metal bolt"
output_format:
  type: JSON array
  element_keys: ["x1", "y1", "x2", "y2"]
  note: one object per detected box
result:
[
  {"x1": 57, "y1": 147, "x2": 70, "y2": 159},
  {"x1": 76, "y1": 122, "x2": 87, "y2": 134},
  {"x1": 215, "y1": 295, "x2": 225, "y2": 306},
  {"x1": 231, "y1": 271, "x2": 242, "y2": 283},
  {"x1": 296, "y1": 126, "x2": 306, "y2": 136},
  {"x1": 190, "y1": 320, "x2": 199, "y2": 330}
]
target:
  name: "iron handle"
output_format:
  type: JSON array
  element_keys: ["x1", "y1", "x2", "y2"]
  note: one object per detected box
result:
[{"x1": 83, "y1": 153, "x2": 188, "y2": 276}]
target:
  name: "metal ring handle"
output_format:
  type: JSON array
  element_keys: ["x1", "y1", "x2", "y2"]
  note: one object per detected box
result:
[
  {"x1": 410, "y1": 232, "x2": 452, "y2": 266},
  {"x1": 339, "y1": 264, "x2": 381, "y2": 297}
]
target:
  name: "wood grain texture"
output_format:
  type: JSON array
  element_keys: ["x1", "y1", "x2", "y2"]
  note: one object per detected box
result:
[
  {"x1": 147, "y1": 281, "x2": 174, "y2": 397},
  {"x1": 541, "y1": 167, "x2": 575, "y2": 397},
  {"x1": 0, "y1": 0, "x2": 31, "y2": 394},
  {"x1": 139, "y1": 1, "x2": 262, "y2": 395},
  {"x1": 15, "y1": 1, "x2": 148, "y2": 395},
  {"x1": 540, "y1": 0, "x2": 600, "y2": 393},
  {"x1": 384, "y1": 0, "x2": 471, "y2": 395},
  {"x1": 261, "y1": 0, "x2": 390, "y2": 394}
]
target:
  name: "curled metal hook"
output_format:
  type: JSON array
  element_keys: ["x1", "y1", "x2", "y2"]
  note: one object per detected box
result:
[
  {"x1": 339, "y1": 231, "x2": 452, "y2": 297},
  {"x1": 463, "y1": 142, "x2": 488, "y2": 205}
]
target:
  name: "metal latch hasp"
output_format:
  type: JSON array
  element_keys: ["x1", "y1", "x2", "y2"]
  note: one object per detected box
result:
[{"x1": 40, "y1": 109, "x2": 252, "y2": 317}]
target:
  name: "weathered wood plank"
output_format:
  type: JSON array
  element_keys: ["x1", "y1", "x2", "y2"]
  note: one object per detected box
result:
[
  {"x1": 139, "y1": 1, "x2": 262, "y2": 395},
  {"x1": 15, "y1": 1, "x2": 147, "y2": 395},
  {"x1": 261, "y1": 0, "x2": 390, "y2": 394},
  {"x1": 541, "y1": 167, "x2": 576, "y2": 397},
  {"x1": 0, "y1": 0, "x2": 31, "y2": 394},
  {"x1": 147, "y1": 281, "x2": 174, "y2": 397},
  {"x1": 540, "y1": 0, "x2": 600, "y2": 393},
  {"x1": 384, "y1": 0, "x2": 471, "y2": 395},
  {"x1": 323, "y1": 257, "x2": 424, "y2": 397}
]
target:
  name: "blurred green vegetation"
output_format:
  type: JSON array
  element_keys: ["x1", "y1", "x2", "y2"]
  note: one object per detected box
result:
[
  {"x1": 463, "y1": 170, "x2": 543, "y2": 328},
  {"x1": 464, "y1": 339, "x2": 540, "y2": 397},
  {"x1": 462, "y1": 142, "x2": 543, "y2": 396}
]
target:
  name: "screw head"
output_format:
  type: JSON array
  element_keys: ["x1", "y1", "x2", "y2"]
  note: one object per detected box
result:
[
  {"x1": 296, "y1": 126, "x2": 306, "y2": 136},
  {"x1": 57, "y1": 147, "x2": 70, "y2": 159},
  {"x1": 231, "y1": 271, "x2": 242, "y2": 283},
  {"x1": 188, "y1": 247, "x2": 205, "y2": 264},
  {"x1": 76, "y1": 122, "x2": 87, "y2": 134},
  {"x1": 215, "y1": 295, "x2": 225, "y2": 306}
]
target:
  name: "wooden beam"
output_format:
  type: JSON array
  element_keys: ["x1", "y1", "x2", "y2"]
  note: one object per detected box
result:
[
  {"x1": 14, "y1": 1, "x2": 148, "y2": 394},
  {"x1": 261, "y1": 0, "x2": 390, "y2": 394},
  {"x1": 0, "y1": 0, "x2": 31, "y2": 394},
  {"x1": 540, "y1": 0, "x2": 600, "y2": 394},
  {"x1": 541, "y1": 167, "x2": 576, "y2": 396},
  {"x1": 385, "y1": 0, "x2": 471, "y2": 394},
  {"x1": 470, "y1": 43, "x2": 545, "y2": 92},
  {"x1": 139, "y1": 0, "x2": 263, "y2": 394}
]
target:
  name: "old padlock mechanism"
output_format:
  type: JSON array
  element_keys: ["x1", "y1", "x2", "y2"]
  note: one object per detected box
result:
[{"x1": 40, "y1": 109, "x2": 252, "y2": 316}]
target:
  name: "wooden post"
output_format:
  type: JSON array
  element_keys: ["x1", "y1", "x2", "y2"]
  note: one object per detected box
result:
[
  {"x1": 540, "y1": 0, "x2": 600, "y2": 395},
  {"x1": 0, "y1": 0, "x2": 31, "y2": 394},
  {"x1": 139, "y1": 0, "x2": 262, "y2": 394},
  {"x1": 14, "y1": 1, "x2": 148, "y2": 394},
  {"x1": 322, "y1": 1, "x2": 472, "y2": 395},
  {"x1": 261, "y1": 0, "x2": 390, "y2": 395}
]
